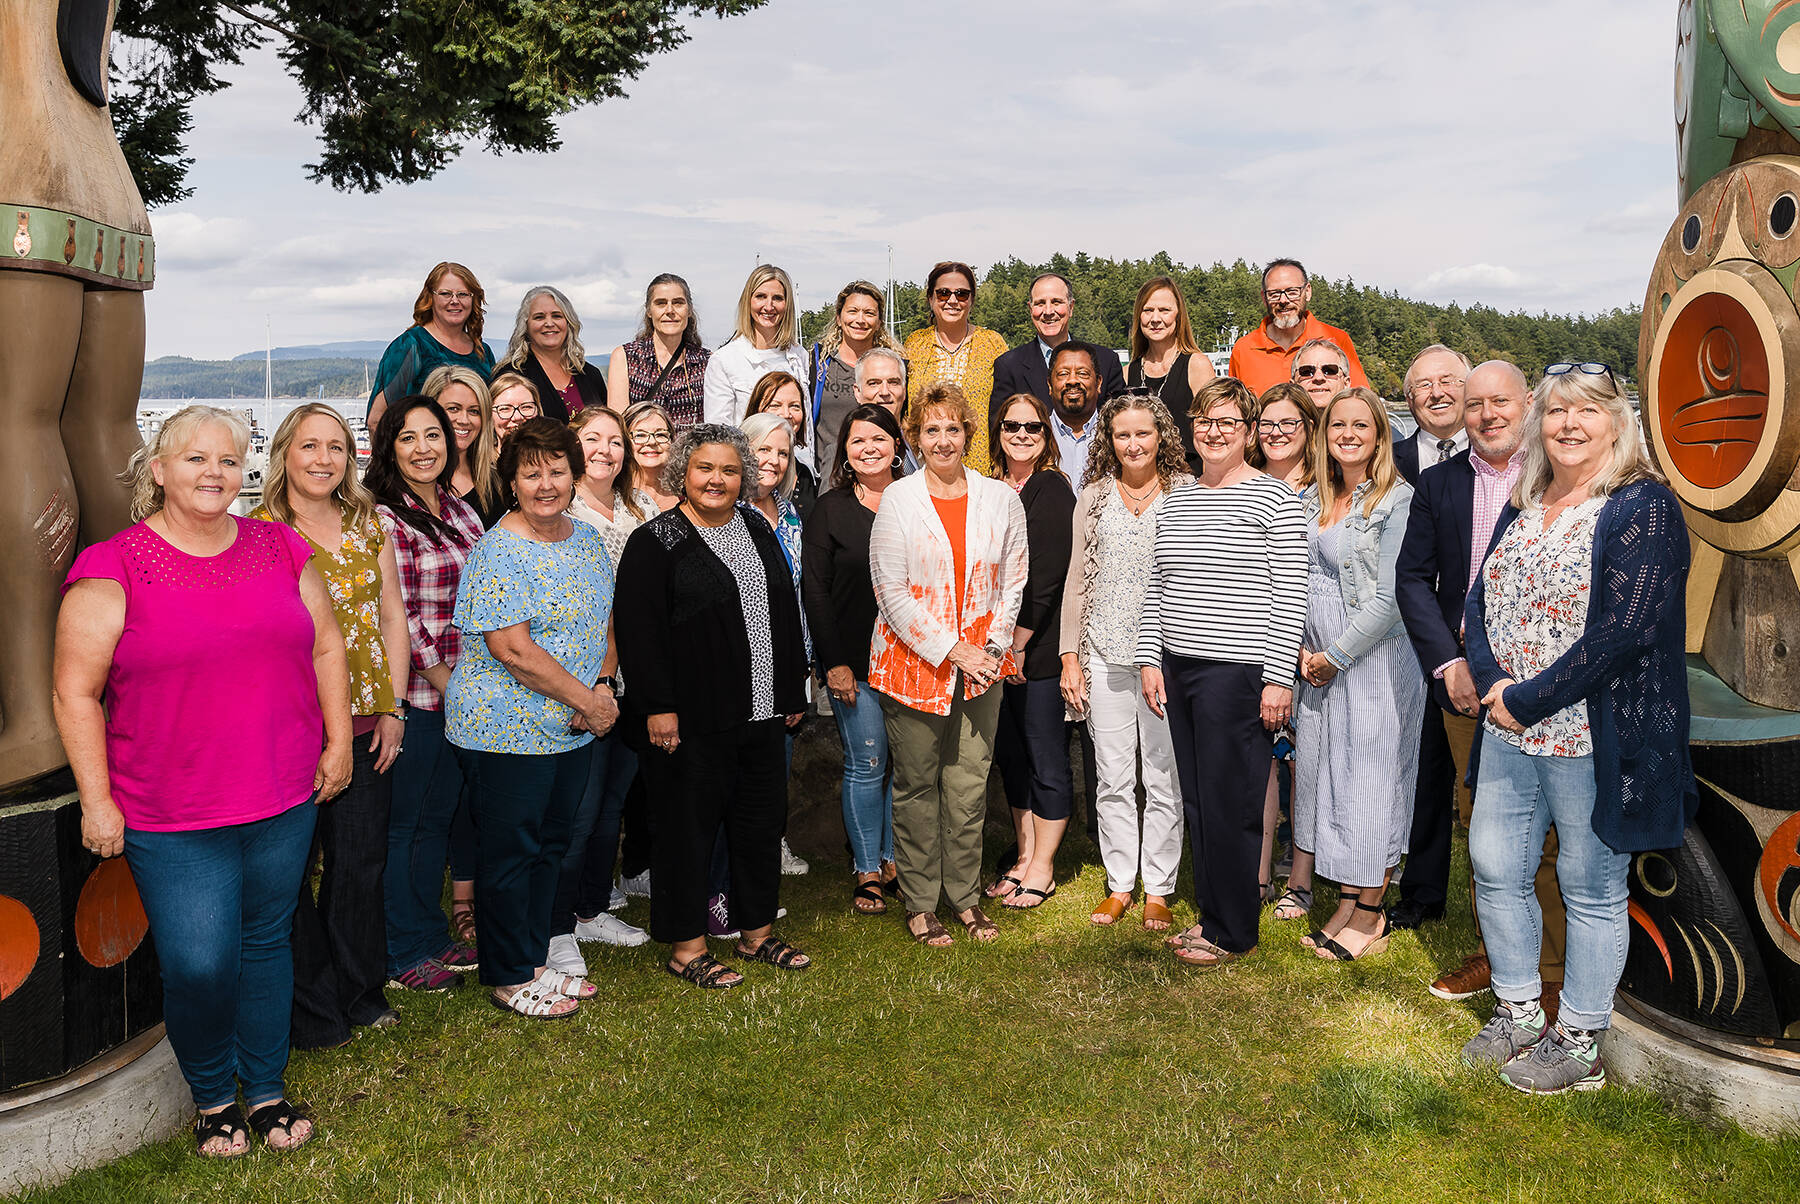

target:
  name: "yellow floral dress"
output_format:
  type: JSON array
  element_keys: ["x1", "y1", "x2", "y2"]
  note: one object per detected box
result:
[
  {"x1": 251, "y1": 503, "x2": 395, "y2": 718},
  {"x1": 903, "y1": 325, "x2": 1009, "y2": 473}
]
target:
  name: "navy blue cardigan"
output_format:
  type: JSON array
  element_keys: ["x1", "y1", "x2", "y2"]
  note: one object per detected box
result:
[{"x1": 1463, "y1": 479, "x2": 1697, "y2": 853}]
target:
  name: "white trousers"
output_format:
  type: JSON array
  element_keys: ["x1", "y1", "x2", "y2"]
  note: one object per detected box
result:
[{"x1": 1086, "y1": 657, "x2": 1184, "y2": 895}]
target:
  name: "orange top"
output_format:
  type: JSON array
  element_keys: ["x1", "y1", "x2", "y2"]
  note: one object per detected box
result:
[
  {"x1": 1226, "y1": 313, "x2": 1369, "y2": 396},
  {"x1": 931, "y1": 493, "x2": 969, "y2": 623}
]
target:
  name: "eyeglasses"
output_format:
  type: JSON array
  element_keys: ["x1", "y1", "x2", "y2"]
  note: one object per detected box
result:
[
  {"x1": 631, "y1": 430, "x2": 672, "y2": 446},
  {"x1": 1544, "y1": 361, "x2": 1619, "y2": 388},
  {"x1": 493, "y1": 403, "x2": 538, "y2": 419},
  {"x1": 1293, "y1": 363, "x2": 1343, "y2": 380},
  {"x1": 434, "y1": 289, "x2": 473, "y2": 303},
  {"x1": 1264, "y1": 287, "x2": 1305, "y2": 301},
  {"x1": 1257, "y1": 418, "x2": 1306, "y2": 434},
  {"x1": 932, "y1": 287, "x2": 973, "y2": 301},
  {"x1": 1193, "y1": 416, "x2": 1248, "y2": 434},
  {"x1": 1408, "y1": 374, "x2": 1465, "y2": 398},
  {"x1": 1000, "y1": 420, "x2": 1045, "y2": 435}
]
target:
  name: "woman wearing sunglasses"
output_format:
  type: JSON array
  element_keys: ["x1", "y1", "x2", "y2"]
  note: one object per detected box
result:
[
  {"x1": 1289, "y1": 338, "x2": 1352, "y2": 410},
  {"x1": 903, "y1": 261, "x2": 1009, "y2": 473}
]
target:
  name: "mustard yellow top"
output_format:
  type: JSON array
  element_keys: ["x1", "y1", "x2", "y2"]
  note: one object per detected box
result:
[{"x1": 903, "y1": 325, "x2": 1009, "y2": 473}]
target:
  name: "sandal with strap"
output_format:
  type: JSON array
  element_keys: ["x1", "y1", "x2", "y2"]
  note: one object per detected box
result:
[
  {"x1": 491, "y1": 982, "x2": 579, "y2": 1017},
  {"x1": 735, "y1": 937, "x2": 812, "y2": 970},
  {"x1": 984, "y1": 873, "x2": 1023, "y2": 900},
  {"x1": 536, "y1": 969, "x2": 598, "y2": 999},
  {"x1": 246, "y1": 1099, "x2": 314, "y2": 1151},
  {"x1": 908, "y1": 911, "x2": 954, "y2": 946},
  {"x1": 193, "y1": 1103, "x2": 249, "y2": 1159},
  {"x1": 1090, "y1": 895, "x2": 1131, "y2": 925},
  {"x1": 959, "y1": 906, "x2": 1000, "y2": 942},
  {"x1": 1315, "y1": 902, "x2": 1392, "y2": 962},
  {"x1": 1272, "y1": 885, "x2": 1313, "y2": 922},
  {"x1": 1005, "y1": 884, "x2": 1056, "y2": 909},
  {"x1": 665, "y1": 952, "x2": 743, "y2": 989},
  {"x1": 450, "y1": 901, "x2": 477, "y2": 948},
  {"x1": 852, "y1": 879, "x2": 888, "y2": 915},
  {"x1": 1141, "y1": 898, "x2": 1174, "y2": 930},
  {"x1": 1172, "y1": 934, "x2": 1247, "y2": 969}
]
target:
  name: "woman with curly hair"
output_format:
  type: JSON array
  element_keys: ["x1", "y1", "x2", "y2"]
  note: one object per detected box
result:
[
  {"x1": 810, "y1": 280, "x2": 905, "y2": 474},
  {"x1": 1058, "y1": 393, "x2": 1193, "y2": 929},
  {"x1": 368, "y1": 262, "x2": 494, "y2": 428}
]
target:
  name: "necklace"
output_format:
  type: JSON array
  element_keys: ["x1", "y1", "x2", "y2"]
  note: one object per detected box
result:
[{"x1": 1117, "y1": 476, "x2": 1161, "y2": 515}]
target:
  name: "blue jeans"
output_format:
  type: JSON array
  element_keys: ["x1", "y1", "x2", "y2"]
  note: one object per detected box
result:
[
  {"x1": 995, "y1": 676, "x2": 1075, "y2": 822},
  {"x1": 1469, "y1": 739, "x2": 1629, "y2": 1031},
  {"x1": 556, "y1": 731, "x2": 639, "y2": 930},
  {"x1": 384, "y1": 707, "x2": 464, "y2": 975},
  {"x1": 831, "y1": 680, "x2": 894, "y2": 874},
  {"x1": 124, "y1": 799, "x2": 317, "y2": 1111}
]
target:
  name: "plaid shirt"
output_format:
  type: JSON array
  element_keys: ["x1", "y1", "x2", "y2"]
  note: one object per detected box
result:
[{"x1": 377, "y1": 488, "x2": 487, "y2": 710}]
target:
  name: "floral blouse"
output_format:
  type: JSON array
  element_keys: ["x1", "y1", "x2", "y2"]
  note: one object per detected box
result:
[
  {"x1": 251, "y1": 503, "x2": 393, "y2": 718},
  {"x1": 445, "y1": 522, "x2": 614, "y2": 755},
  {"x1": 1086, "y1": 487, "x2": 1164, "y2": 667},
  {"x1": 1480, "y1": 496, "x2": 1604, "y2": 757}
]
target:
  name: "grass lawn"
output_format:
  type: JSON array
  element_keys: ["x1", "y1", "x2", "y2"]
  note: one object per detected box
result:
[{"x1": 19, "y1": 820, "x2": 1800, "y2": 1204}]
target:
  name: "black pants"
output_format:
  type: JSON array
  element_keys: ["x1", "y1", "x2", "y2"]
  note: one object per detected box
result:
[
  {"x1": 1400, "y1": 703, "x2": 1455, "y2": 909},
  {"x1": 1163, "y1": 655, "x2": 1271, "y2": 955},
  {"x1": 995, "y1": 677, "x2": 1075, "y2": 822},
  {"x1": 645, "y1": 718, "x2": 787, "y2": 945},
  {"x1": 291, "y1": 737, "x2": 391, "y2": 1048}
]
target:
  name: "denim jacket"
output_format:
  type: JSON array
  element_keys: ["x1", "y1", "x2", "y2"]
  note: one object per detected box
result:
[{"x1": 1300, "y1": 477, "x2": 1414, "y2": 670}]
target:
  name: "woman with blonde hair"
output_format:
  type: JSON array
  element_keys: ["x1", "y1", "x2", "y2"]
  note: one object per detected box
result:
[
  {"x1": 368, "y1": 262, "x2": 494, "y2": 427},
  {"x1": 1126, "y1": 275, "x2": 1217, "y2": 472},
  {"x1": 423, "y1": 365, "x2": 503, "y2": 528},
  {"x1": 903, "y1": 261, "x2": 1010, "y2": 472},
  {"x1": 488, "y1": 371, "x2": 543, "y2": 442},
  {"x1": 811, "y1": 280, "x2": 904, "y2": 473},
  {"x1": 703, "y1": 264, "x2": 808, "y2": 425},
  {"x1": 1285, "y1": 387, "x2": 1421, "y2": 961},
  {"x1": 252, "y1": 403, "x2": 411, "y2": 1046},
  {"x1": 624, "y1": 401, "x2": 682, "y2": 513},
  {"x1": 500, "y1": 285, "x2": 607, "y2": 421}
]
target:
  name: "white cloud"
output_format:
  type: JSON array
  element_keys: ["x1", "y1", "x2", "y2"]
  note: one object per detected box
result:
[{"x1": 1419, "y1": 263, "x2": 1537, "y2": 293}]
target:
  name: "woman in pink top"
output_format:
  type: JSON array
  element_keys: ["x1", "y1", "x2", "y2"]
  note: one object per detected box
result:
[{"x1": 53, "y1": 406, "x2": 352, "y2": 1159}]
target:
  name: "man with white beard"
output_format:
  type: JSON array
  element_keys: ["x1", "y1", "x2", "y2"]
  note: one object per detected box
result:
[{"x1": 1227, "y1": 258, "x2": 1368, "y2": 395}]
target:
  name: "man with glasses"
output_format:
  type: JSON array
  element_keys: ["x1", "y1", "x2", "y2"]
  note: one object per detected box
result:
[
  {"x1": 1394, "y1": 344, "x2": 1472, "y2": 485},
  {"x1": 993, "y1": 272, "x2": 1125, "y2": 407},
  {"x1": 1227, "y1": 258, "x2": 1368, "y2": 395}
]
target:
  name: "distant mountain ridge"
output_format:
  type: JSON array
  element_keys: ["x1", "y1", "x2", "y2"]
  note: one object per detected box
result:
[{"x1": 228, "y1": 339, "x2": 505, "y2": 362}]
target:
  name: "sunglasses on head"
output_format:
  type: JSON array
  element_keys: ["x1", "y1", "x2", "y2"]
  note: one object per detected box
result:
[
  {"x1": 1000, "y1": 420, "x2": 1045, "y2": 434},
  {"x1": 1293, "y1": 363, "x2": 1343, "y2": 380},
  {"x1": 933, "y1": 287, "x2": 973, "y2": 301},
  {"x1": 1544, "y1": 361, "x2": 1618, "y2": 388}
]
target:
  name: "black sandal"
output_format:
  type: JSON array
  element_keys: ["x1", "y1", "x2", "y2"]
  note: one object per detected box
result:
[
  {"x1": 1314, "y1": 901, "x2": 1393, "y2": 962},
  {"x1": 735, "y1": 937, "x2": 812, "y2": 970},
  {"x1": 193, "y1": 1103, "x2": 249, "y2": 1158},
  {"x1": 665, "y1": 952, "x2": 742, "y2": 989},
  {"x1": 852, "y1": 879, "x2": 888, "y2": 915},
  {"x1": 246, "y1": 1099, "x2": 313, "y2": 1151}
]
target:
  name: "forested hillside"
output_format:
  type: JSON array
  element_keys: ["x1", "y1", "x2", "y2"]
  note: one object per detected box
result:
[{"x1": 801, "y1": 253, "x2": 1641, "y2": 396}]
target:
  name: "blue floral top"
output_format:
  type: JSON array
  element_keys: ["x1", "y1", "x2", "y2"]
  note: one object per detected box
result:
[
  {"x1": 445, "y1": 521, "x2": 613, "y2": 755},
  {"x1": 750, "y1": 495, "x2": 811, "y2": 662}
]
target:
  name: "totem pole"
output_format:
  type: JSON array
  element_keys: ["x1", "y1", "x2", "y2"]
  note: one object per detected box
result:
[
  {"x1": 0, "y1": 0, "x2": 163, "y2": 1108},
  {"x1": 1624, "y1": 0, "x2": 1800, "y2": 1074}
]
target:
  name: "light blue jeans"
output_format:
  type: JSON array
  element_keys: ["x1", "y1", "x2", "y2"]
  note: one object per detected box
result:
[
  {"x1": 832, "y1": 679, "x2": 894, "y2": 874},
  {"x1": 1469, "y1": 739, "x2": 1630, "y2": 1031}
]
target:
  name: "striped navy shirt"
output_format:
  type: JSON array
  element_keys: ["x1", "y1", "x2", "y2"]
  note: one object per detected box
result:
[{"x1": 1133, "y1": 474, "x2": 1309, "y2": 687}]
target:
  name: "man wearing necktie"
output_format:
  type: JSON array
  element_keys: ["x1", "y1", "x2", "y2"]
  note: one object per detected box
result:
[{"x1": 1392, "y1": 344, "x2": 1471, "y2": 486}]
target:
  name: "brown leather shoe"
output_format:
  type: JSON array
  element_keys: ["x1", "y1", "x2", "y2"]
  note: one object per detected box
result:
[{"x1": 1428, "y1": 953, "x2": 1492, "y2": 1001}]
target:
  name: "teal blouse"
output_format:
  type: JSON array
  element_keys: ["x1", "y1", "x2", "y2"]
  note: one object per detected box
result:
[
  {"x1": 445, "y1": 522, "x2": 613, "y2": 755},
  {"x1": 368, "y1": 325, "x2": 493, "y2": 416}
]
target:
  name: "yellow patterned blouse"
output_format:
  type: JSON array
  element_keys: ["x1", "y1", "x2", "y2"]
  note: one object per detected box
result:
[
  {"x1": 251, "y1": 503, "x2": 395, "y2": 718},
  {"x1": 903, "y1": 325, "x2": 1010, "y2": 473}
]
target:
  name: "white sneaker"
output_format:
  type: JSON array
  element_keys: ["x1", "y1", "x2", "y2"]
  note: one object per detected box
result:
[
  {"x1": 574, "y1": 911, "x2": 649, "y2": 947},
  {"x1": 779, "y1": 839, "x2": 810, "y2": 876},
  {"x1": 546, "y1": 933, "x2": 587, "y2": 977},
  {"x1": 607, "y1": 883, "x2": 628, "y2": 912},
  {"x1": 620, "y1": 870, "x2": 652, "y2": 899}
]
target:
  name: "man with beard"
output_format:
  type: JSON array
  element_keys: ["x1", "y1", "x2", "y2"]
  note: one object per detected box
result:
[
  {"x1": 1045, "y1": 342, "x2": 1106, "y2": 479},
  {"x1": 1394, "y1": 360, "x2": 1564, "y2": 1020},
  {"x1": 1394, "y1": 344, "x2": 1472, "y2": 485},
  {"x1": 1228, "y1": 258, "x2": 1368, "y2": 395},
  {"x1": 992, "y1": 272, "x2": 1125, "y2": 408}
]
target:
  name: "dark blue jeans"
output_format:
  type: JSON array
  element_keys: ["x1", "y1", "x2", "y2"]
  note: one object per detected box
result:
[
  {"x1": 458, "y1": 742, "x2": 594, "y2": 986},
  {"x1": 995, "y1": 676, "x2": 1075, "y2": 822},
  {"x1": 555, "y1": 731, "x2": 639, "y2": 931},
  {"x1": 124, "y1": 799, "x2": 317, "y2": 1111},
  {"x1": 384, "y1": 707, "x2": 465, "y2": 975}
]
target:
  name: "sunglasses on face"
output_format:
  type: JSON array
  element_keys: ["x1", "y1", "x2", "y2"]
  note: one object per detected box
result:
[
  {"x1": 1293, "y1": 363, "x2": 1343, "y2": 380},
  {"x1": 933, "y1": 288, "x2": 973, "y2": 301},
  {"x1": 1000, "y1": 420, "x2": 1045, "y2": 435}
]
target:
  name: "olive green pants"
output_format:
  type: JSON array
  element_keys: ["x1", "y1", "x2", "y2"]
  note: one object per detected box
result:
[{"x1": 880, "y1": 679, "x2": 1004, "y2": 916}]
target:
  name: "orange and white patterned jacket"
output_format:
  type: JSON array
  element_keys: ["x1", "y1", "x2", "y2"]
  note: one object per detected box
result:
[{"x1": 868, "y1": 472, "x2": 1028, "y2": 716}]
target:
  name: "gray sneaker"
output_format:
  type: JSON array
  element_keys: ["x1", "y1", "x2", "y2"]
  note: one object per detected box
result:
[
  {"x1": 1462, "y1": 999, "x2": 1547, "y2": 1067},
  {"x1": 1499, "y1": 1024, "x2": 1607, "y2": 1094}
]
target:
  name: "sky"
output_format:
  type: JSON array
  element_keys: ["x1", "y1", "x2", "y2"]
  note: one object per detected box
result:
[{"x1": 144, "y1": 0, "x2": 1678, "y2": 361}]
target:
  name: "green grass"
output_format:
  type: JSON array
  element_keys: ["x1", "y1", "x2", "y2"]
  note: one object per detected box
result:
[{"x1": 19, "y1": 817, "x2": 1800, "y2": 1203}]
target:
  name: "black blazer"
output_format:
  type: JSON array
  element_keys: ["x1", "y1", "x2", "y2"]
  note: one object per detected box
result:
[
  {"x1": 991, "y1": 338, "x2": 1125, "y2": 409},
  {"x1": 1015, "y1": 471, "x2": 1076, "y2": 680},
  {"x1": 1394, "y1": 450, "x2": 1475, "y2": 712},
  {"x1": 511, "y1": 354, "x2": 607, "y2": 423},
  {"x1": 614, "y1": 505, "x2": 808, "y2": 734},
  {"x1": 1393, "y1": 432, "x2": 1422, "y2": 486}
]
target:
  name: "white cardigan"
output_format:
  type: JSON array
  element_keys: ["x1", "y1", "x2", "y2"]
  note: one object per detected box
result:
[{"x1": 701, "y1": 337, "x2": 808, "y2": 426}]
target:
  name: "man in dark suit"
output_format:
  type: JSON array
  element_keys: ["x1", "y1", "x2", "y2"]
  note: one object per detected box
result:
[
  {"x1": 1395, "y1": 359, "x2": 1564, "y2": 1016},
  {"x1": 991, "y1": 272, "x2": 1125, "y2": 409},
  {"x1": 1393, "y1": 344, "x2": 1471, "y2": 485}
]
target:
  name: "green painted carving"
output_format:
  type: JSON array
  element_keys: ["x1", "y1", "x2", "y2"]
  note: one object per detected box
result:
[{"x1": 1682, "y1": 0, "x2": 1800, "y2": 200}]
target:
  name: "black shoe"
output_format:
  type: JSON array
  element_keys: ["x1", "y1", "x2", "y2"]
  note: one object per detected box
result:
[{"x1": 1388, "y1": 899, "x2": 1445, "y2": 929}]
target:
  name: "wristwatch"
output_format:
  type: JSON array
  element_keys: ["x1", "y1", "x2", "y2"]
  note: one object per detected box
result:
[{"x1": 598, "y1": 674, "x2": 623, "y2": 698}]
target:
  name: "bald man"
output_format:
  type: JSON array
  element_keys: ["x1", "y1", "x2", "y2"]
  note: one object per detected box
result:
[{"x1": 1395, "y1": 359, "x2": 1565, "y2": 1017}]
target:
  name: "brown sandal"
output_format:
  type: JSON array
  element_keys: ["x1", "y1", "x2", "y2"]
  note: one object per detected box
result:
[
  {"x1": 959, "y1": 906, "x2": 1000, "y2": 943},
  {"x1": 908, "y1": 911, "x2": 953, "y2": 946},
  {"x1": 1141, "y1": 898, "x2": 1174, "y2": 930},
  {"x1": 1090, "y1": 895, "x2": 1131, "y2": 925},
  {"x1": 450, "y1": 900, "x2": 477, "y2": 947}
]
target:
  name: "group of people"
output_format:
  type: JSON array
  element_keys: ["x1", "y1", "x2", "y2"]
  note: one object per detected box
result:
[{"x1": 51, "y1": 256, "x2": 1694, "y2": 1157}]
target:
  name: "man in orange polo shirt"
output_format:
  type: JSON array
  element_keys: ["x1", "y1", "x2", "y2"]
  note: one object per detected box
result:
[{"x1": 1228, "y1": 258, "x2": 1369, "y2": 394}]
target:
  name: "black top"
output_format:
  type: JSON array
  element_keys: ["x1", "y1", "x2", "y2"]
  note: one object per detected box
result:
[
  {"x1": 1128, "y1": 353, "x2": 1201, "y2": 473},
  {"x1": 801, "y1": 486, "x2": 880, "y2": 680},
  {"x1": 1014, "y1": 471, "x2": 1076, "y2": 680},
  {"x1": 615, "y1": 504, "x2": 809, "y2": 734},
  {"x1": 511, "y1": 354, "x2": 608, "y2": 424},
  {"x1": 460, "y1": 476, "x2": 508, "y2": 529},
  {"x1": 1395, "y1": 449, "x2": 1476, "y2": 712},
  {"x1": 993, "y1": 338, "x2": 1126, "y2": 410}
]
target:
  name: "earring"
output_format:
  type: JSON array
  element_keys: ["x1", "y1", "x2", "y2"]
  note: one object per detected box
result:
[{"x1": 891, "y1": 454, "x2": 903, "y2": 468}]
